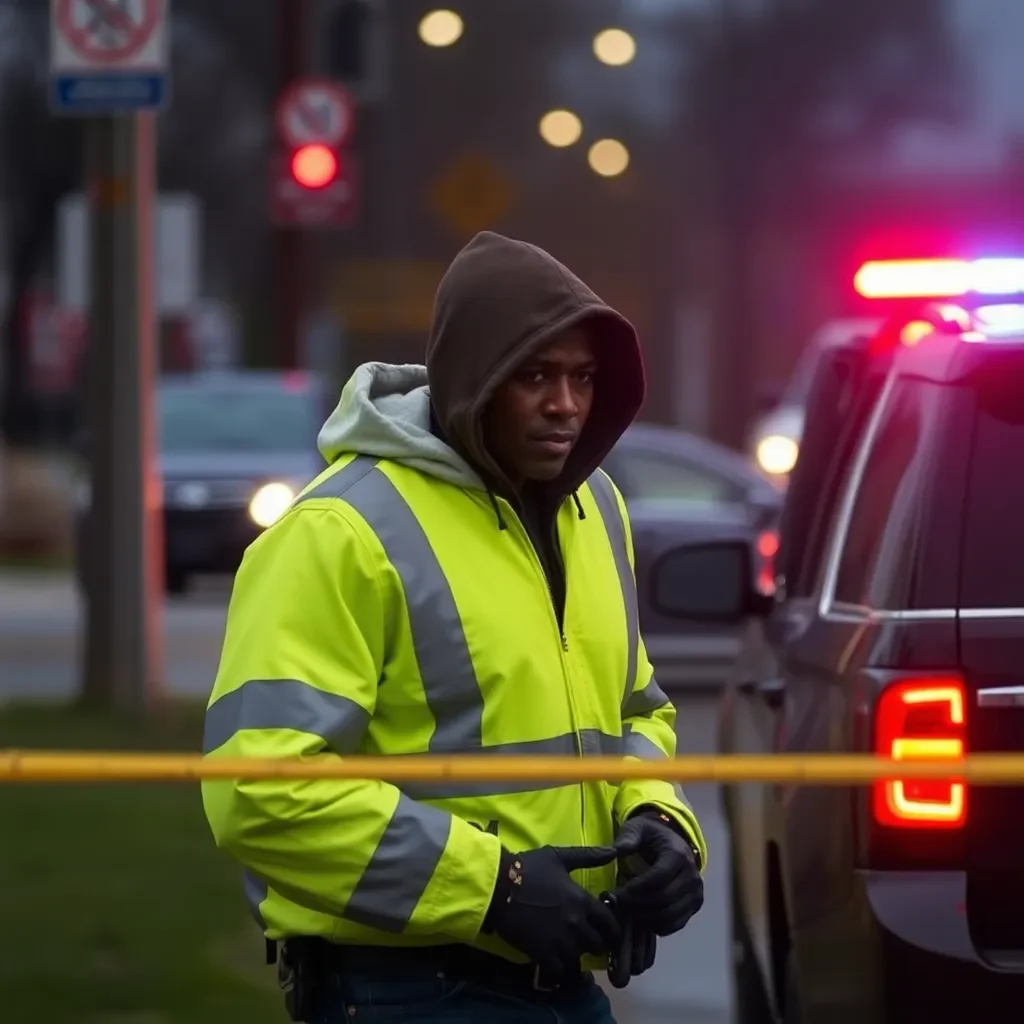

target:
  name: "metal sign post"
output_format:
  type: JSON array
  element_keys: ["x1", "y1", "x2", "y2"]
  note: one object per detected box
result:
[{"x1": 50, "y1": 0, "x2": 170, "y2": 712}]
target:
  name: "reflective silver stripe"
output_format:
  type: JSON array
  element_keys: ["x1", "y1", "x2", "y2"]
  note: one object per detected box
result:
[
  {"x1": 344, "y1": 794, "x2": 452, "y2": 932},
  {"x1": 622, "y1": 675, "x2": 670, "y2": 720},
  {"x1": 588, "y1": 472, "x2": 639, "y2": 705},
  {"x1": 301, "y1": 456, "x2": 484, "y2": 753},
  {"x1": 977, "y1": 685, "x2": 1024, "y2": 708},
  {"x1": 243, "y1": 870, "x2": 268, "y2": 929},
  {"x1": 398, "y1": 729, "x2": 622, "y2": 799},
  {"x1": 203, "y1": 678, "x2": 371, "y2": 754},
  {"x1": 624, "y1": 725, "x2": 691, "y2": 808}
]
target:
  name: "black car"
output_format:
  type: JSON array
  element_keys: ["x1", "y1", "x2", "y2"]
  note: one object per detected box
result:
[
  {"x1": 650, "y1": 297, "x2": 1024, "y2": 1022},
  {"x1": 75, "y1": 370, "x2": 329, "y2": 594},
  {"x1": 604, "y1": 423, "x2": 782, "y2": 689}
]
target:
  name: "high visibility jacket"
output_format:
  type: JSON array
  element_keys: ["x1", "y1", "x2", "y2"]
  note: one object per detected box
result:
[{"x1": 201, "y1": 454, "x2": 706, "y2": 966}]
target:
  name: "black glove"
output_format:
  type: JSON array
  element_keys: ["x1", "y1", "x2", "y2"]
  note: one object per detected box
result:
[
  {"x1": 612, "y1": 810, "x2": 704, "y2": 937},
  {"x1": 601, "y1": 891, "x2": 657, "y2": 988},
  {"x1": 482, "y1": 844, "x2": 621, "y2": 977}
]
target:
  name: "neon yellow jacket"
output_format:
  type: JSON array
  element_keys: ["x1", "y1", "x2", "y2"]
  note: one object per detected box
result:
[{"x1": 201, "y1": 233, "x2": 706, "y2": 966}]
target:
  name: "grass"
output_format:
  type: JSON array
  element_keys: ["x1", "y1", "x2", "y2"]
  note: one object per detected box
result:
[{"x1": 0, "y1": 702, "x2": 287, "y2": 1024}]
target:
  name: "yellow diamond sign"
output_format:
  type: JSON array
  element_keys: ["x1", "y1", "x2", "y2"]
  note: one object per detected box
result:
[{"x1": 430, "y1": 152, "x2": 515, "y2": 239}]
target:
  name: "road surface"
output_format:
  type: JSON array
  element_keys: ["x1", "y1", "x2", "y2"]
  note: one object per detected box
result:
[{"x1": 0, "y1": 571, "x2": 734, "y2": 1023}]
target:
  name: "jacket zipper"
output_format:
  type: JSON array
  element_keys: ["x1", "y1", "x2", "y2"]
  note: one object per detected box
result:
[{"x1": 496, "y1": 498, "x2": 591, "y2": 882}]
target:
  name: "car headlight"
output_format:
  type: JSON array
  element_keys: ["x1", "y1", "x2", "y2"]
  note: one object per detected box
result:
[
  {"x1": 755, "y1": 434, "x2": 800, "y2": 476},
  {"x1": 248, "y1": 482, "x2": 296, "y2": 528}
]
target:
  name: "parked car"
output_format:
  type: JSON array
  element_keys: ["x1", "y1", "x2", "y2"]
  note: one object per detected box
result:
[
  {"x1": 655, "y1": 288, "x2": 1024, "y2": 1022},
  {"x1": 604, "y1": 422, "x2": 782, "y2": 689},
  {"x1": 75, "y1": 370, "x2": 330, "y2": 594}
]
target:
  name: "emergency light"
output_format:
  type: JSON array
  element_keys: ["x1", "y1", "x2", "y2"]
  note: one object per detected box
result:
[{"x1": 854, "y1": 258, "x2": 1024, "y2": 299}]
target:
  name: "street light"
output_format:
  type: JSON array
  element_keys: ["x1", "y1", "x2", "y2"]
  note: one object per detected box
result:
[
  {"x1": 588, "y1": 139, "x2": 630, "y2": 177},
  {"x1": 539, "y1": 109, "x2": 583, "y2": 148},
  {"x1": 593, "y1": 28, "x2": 636, "y2": 66},
  {"x1": 419, "y1": 9, "x2": 464, "y2": 47}
]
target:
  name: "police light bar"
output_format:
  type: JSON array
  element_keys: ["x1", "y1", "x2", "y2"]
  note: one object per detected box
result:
[{"x1": 854, "y1": 258, "x2": 1024, "y2": 299}]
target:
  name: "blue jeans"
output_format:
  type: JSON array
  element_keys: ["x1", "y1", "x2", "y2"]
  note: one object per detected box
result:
[{"x1": 310, "y1": 966, "x2": 618, "y2": 1023}]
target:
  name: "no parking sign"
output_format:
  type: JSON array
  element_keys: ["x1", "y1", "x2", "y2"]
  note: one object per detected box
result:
[{"x1": 49, "y1": 0, "x2": 170, "y2": 114}]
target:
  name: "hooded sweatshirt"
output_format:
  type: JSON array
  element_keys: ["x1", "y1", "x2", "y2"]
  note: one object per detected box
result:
[{"x1": 318, "y1": 231, "x2": 647, "y2": 612}]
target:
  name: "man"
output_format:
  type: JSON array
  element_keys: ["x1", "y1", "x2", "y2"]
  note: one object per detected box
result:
[{"x1": 201, "y1": 231, "x2": 706, "y2": 1023}]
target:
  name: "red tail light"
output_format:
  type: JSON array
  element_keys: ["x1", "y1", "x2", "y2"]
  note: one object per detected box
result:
[
  {"x1": 873, "y1": 679, "x2": 966, "y2": 829},
  {"x1": 755, "y1": 529, "x2": 779, "y2": 596}
]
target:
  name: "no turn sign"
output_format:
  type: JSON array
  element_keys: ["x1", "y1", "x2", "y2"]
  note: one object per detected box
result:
[{"x1": 276, "y1": 78, "x2": 356, "y2": 149}]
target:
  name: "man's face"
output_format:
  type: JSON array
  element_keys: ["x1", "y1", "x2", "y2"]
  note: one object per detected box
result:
[{"x1": 482, "y1": 328, "x2": 596, "y2": 487}]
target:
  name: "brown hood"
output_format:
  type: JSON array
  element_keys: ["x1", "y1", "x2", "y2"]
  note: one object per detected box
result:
[{"x1": 426, "y1": 231, "x2": 645, "y2": 499}]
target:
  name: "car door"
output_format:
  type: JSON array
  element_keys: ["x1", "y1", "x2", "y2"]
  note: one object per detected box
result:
[
  {"x1": 603, "y1": 442, "x2": 759, "y2": 688},
  {"x1": 726, "y1": 345, "x2": 883, "y2": 1005}
]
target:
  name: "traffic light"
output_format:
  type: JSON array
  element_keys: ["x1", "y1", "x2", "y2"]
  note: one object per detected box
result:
[
  {"x1": 328, "y1": 0, "x2": 371, "y2": 82},
  {"x1": 290, "y1": 143, "x2": 340, "y2": 189},
  {"x1": 324, "y1": 0, "x2": 385, "y2": 102}
]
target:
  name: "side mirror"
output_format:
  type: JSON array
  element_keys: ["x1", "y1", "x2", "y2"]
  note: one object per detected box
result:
[{"x1": 650, "y1": 540, "x2": 759, "y2": 623}]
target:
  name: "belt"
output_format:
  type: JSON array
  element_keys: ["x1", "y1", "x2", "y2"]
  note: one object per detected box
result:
[{"x1": 292, "y1": 939, "x2": 586, "y2": 995}]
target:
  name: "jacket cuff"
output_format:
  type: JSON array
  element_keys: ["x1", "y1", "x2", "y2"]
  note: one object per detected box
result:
[{"x1": 631, "y1": 805, "x2": 702, "y2": 866}]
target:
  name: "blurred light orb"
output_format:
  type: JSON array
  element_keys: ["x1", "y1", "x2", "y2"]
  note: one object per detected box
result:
[
  {"x1": 588, "y1": 139, "x2": 630, "y2": 177},
  {"x1": 418, "y1": 9, "x2": 464, "y2": 47},
  {"x1": 593, "y1": 28, "x2": 636, "y2": 66},
  {"x1": 539, "y1": 109, "x2": 583, "y2": 148}
]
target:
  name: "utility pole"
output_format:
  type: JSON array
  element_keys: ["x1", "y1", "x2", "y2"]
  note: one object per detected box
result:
[
  {"x1": 276, "y1": 0, "x2": 309, "y2": 370},
  {"x1": 711, "y1": 0, "x2": 756, "y2": 451},
  {"x1": 80, "y1": 114, "x2": 164, "y2": 713}
]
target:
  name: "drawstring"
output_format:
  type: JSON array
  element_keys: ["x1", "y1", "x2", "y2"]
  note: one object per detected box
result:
[
  {"x1": 487, "y1": 490, "x2": 508, "y2": 530},
  {"x1": 486, "y1": 489, "x2": 584, "y2": 529}
]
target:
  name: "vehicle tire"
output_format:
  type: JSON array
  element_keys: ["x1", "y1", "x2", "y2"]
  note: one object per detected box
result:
[
  {"x1": 782, "y1": 953, "x2": 803, "y2": 1024},
  {"x1": 731, "y1": 874, "x2": 774, "y2": 1024},
  {"x1": 165, "y1": 566, "x2": 189, "y2": 595}
]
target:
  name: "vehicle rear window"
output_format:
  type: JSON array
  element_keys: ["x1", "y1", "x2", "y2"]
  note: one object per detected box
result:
[
  {"x1": 604, "y1": 448, "x2": 744, "y2": 506},
  {"x1": 159, "y1": 387, "x2": 315, "y2": 453},
  {"x1": 960, "y1": 368, "x2": 1024, "y2": 609}
]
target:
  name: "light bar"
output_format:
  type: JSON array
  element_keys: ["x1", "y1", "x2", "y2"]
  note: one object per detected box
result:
[{"x1": 855, "y1": 258, "x2": 1024, "y2": 299}]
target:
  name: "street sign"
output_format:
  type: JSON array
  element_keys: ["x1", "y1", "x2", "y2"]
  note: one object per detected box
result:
[
  {"x1": 330, "y1": 259, "x2": 446, "y2": 333},
  {"x1": 57, "y1": 191, "x2": 200, "y2": 313},
  {"x1": 276, "y1": 78, "x2": 356, "y2": 149},
  {"x1": 49, "y1": 0, "x2": 170, "y2": 114},
  {"x1": 430, "y1": 152, "x2": 515, "y2": 239},
  {"x1": 271, "y1": 150, "x2": 359, "y2": 228}
]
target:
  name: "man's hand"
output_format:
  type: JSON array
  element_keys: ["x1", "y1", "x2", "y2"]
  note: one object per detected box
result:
[
  {"x1": 482, "y1": 844, "x2": 621, "y2": 977},
  {"x1": 612, "y1": 811, "x2": 704, "y2": 937}
]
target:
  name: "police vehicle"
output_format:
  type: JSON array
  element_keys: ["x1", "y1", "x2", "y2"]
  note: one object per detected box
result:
[{"x1": 648, "y1": 257, "x2": 1024, "y2": 1022}]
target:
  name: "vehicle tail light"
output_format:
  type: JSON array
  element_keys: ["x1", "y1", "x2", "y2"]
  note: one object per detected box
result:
[
  {"x1": 873, "y1": 679, "x2": 966, "y2": 829},
  {"x1": 755, "y1": 529, "x2": 779, "y2": 596}
]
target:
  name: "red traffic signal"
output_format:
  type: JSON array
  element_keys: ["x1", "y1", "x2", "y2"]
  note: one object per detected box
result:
[{"x1": 290, "y1": 144, "x2": 339, "y2": 189}]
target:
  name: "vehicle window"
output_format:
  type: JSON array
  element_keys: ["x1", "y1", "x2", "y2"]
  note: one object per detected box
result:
[
  {"x1": 780, "y1": 345, "x2": 823, "y2": 408},
  {"x1": 158, "y1": 387, "x2": 314, "y2": 453},
  {"x1": 830, "y1": 378, "x2": 949, "y2": 609},
  {"x1": 777, "y1": 350, "x2": 880, "y2": 599},
  {"x1": 959, "y1": 368, "x2": 1024, "y2": 608},
  {"x1": 613, "y1": 450, "x2": 742, "y2": 505}
]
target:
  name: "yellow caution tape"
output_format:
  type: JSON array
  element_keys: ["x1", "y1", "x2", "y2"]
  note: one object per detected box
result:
[{"x1": 0, "y1": 751, "x2": 1021, "y2": 784}]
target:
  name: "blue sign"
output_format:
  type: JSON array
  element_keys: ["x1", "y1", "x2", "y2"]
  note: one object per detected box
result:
[
  {"x1": 51, "y1": 73, "x2": 167, "y2": 114},
  {"x1": 49, "y1": 0, "x2": 170, "y2": 116}
]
